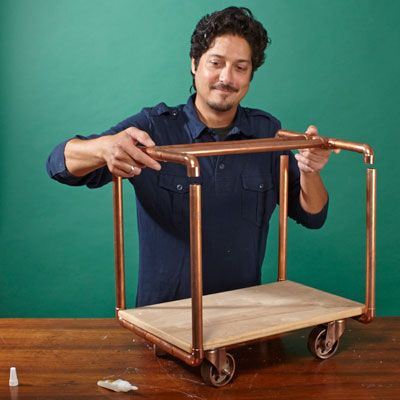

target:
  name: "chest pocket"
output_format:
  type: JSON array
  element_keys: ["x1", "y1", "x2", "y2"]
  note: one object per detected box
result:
[
  {"x1": 158, "y1": 173, "x2": 190, "y2": 224},
  {"x1": 241, "y1": 174, "x2": 276, "y2": 227}
]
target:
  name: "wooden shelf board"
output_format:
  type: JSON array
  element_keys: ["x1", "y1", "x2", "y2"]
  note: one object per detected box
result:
[{"x1": 118, "y1": 280, "x2": 365, "y2": 353}]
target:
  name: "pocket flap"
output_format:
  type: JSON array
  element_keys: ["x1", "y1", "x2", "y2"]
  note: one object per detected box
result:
[
  {"x1": 158, "y1": 173, "x2": 189, "y2": 193},
  {"x1": 241, "y1": 174, "x2": 273, "y2": 192}
]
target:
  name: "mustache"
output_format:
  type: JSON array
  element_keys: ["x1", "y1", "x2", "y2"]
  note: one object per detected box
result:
[{"x1": 210, "y1": 83, "x2": 239, "y2": 93}]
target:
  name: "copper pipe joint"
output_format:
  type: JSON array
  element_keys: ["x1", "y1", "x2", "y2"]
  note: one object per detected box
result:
[
  {"x1": 327, "y1": 139, "x2": 374, "y2": 165},
  {"x1": 145, "y1": 148, "x2": 200, "y2": 177}
]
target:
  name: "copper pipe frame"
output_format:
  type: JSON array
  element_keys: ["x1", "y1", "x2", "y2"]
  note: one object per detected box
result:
[
  {"x1": 276, "y1": 131, "x2": 376, "y2": 322},
  {"x1": 145, "y1": 149, "x2": 204, "y2": 356},
  {"x1": 113, "y1": 150, "x2": 204, "y2": 365},
  {"x1": 278, "y1": 155, "x2": 289, "y2": 281},
  {"x1": 113, "y1": 131, "x2": 376, "y2": 366}
]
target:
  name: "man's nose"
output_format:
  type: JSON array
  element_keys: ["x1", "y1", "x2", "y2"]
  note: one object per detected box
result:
[{"x1": 219, "y1": 65, "x2": 233, "y2": 84}]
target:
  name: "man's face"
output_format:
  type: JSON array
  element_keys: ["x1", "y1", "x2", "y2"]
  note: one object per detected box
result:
[{"x1": 192, "y1": 34, "x2": 252, "y2": 113}]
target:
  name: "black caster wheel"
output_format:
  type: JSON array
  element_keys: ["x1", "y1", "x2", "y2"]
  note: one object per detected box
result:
[
  {"x1": 200, "y1": 353, "x2": 236, "y2": 387},
  {"x1": 308, "y1": 325, "x2": 340, "y2": 360}
]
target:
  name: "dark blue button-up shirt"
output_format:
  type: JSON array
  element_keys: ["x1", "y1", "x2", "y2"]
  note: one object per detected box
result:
[{"x1": 47, "y1": 95, "x2": 328, "y2": 306}]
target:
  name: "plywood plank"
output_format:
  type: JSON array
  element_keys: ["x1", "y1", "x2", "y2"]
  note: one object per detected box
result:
[{"x1": 118, "y1": 281, "x2": 365, "y2": 353}]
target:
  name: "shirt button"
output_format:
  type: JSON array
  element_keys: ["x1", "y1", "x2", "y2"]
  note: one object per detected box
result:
[
  {"x1": 259, "y1": 183, "x2": 264, "y2": 189},
  {"x1": 176, "y1": 184, "x2": 183, "y2": 191},
  {"x1": 219, "y1": 163, "x2": 225, "y2": 170}
]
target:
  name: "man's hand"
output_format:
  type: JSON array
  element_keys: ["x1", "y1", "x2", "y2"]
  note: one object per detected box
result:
[
  {"x1": 294, "y1": 125, "x2": 335, "y2": 173},
  {"x1": 101, "y1": 127, "x2": 161, "y2": 177},
  {"x1": 65, "y1": 127, "x2": 161, "y2": 178},
  {"x1": 294, "y1": 125, "x2": 334, "y2": 214}
]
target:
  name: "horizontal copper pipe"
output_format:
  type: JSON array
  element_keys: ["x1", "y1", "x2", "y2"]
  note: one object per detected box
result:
[
  {"x1": 118, "y1": 317, "x2": 202, "y2": 366},
  {"x1": 148, "y1": 137, "x2": 326, "y2": 157},
  {"x1": 143, "y1": 130, "x2": 374, "y2": 165}
]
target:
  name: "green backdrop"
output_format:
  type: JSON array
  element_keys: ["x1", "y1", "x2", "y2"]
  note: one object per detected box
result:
[{"x1": 1, "y1": 0, "x2": 399, "y2": 317}]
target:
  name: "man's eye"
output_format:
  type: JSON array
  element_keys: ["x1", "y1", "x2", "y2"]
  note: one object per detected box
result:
[{"x1": 236, "y1": 65, "x2": 248, "y2": 72}]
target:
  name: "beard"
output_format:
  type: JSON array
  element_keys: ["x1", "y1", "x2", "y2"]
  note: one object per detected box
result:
[
  {"x1": 206, "y1": 99, "x2": 234, "y2": 112},
  {"x1": 206, "y1": 83, "x2": 239, "y2": 112}
]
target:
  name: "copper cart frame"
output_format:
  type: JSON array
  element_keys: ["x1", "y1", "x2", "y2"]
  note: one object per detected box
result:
[{"x1": 112, "y1": 130, "x2": 376, "y2": 387}]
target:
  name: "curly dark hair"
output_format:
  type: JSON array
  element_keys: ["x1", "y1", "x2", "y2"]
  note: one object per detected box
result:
[{"x1": 190, "y1": 7, "x2": 270, "y2": 89}]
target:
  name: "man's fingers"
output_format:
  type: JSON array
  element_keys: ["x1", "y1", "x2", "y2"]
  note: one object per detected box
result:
[
  {"x1": 297, "y1": 125, "x2": 341, "y2": 173},
  {"x1": 295, "y1": 153, "x2": 326, "y2": 172},
  {"x1": 108, "y1": 160, "x2": 143, "y2": 178},
  {"x1": 296, "y1": 159, "x2": 315, "y2": 173},
  {"x1": 305, "y1": 125, "x2": 319, "y2": 136},
  {"x1": 126, "y1": 127, "x2": 156, "y2": 147},
  {"x1": 124, "y1": 128, "x2": 161, "y2": 170},
  {"x1": 110, "y1": 166, "x2": 140, "y2": 178},
  {"x1": 299, "y1": 149, "x2": 330, "y2": 162},
  {"x1": 127, "y1": 146, "x2": 161, "y2": 171},
  {"x1": 299, "y1": 148, "x2": 331, "y2": 157},
  {"x1": 304, "y1": 126, "x2": 341, "y2": 155}
]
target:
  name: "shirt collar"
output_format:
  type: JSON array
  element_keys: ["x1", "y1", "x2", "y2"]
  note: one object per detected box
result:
[{"x1": 183, "y1": 95, "x2": 255, "y2": 140}]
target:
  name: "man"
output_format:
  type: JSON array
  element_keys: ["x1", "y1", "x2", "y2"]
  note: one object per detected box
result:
[{"x1": 47, "y1": 7, "x2": 331, "y2": 307}]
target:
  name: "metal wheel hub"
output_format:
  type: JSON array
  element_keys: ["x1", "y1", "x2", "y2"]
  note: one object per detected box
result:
[{"x1": 201, "y1": 351, "x2": 236, "y2": 387}]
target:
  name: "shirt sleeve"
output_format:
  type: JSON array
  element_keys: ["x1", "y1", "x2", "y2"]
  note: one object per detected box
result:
[
  {"x1": 46, "y1": 110, "x2": 151, "y2": 188},
  {"x1": 270, "y1": 120, "x2": 328, "y2": 230},
  {"x1": 285, "y1": 151, "x2": 328, "y2": 229}
]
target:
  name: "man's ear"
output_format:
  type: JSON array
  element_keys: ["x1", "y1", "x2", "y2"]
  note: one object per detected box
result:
[{"x1": 191, "y1": 58, "x2": 196, "y2": 75}]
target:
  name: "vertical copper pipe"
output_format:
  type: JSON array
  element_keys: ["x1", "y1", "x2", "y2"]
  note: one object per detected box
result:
[
  {"x1": 363, "y1": 168, "x2": 376, "y2": 322},
  {"x1": 189, "y1": 184, "x2": 204, "y2": 359},
  {"x1": 278, "y1": 155, "x2": 289, "y2": 281},
  {"x1": 113, "y1": 176, "x2": 126, "y2": 314}
]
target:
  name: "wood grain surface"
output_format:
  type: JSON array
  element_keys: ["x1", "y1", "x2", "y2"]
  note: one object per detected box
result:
[
  {"x1": 119, "y1": 281, "x2": 365, "y2": 352},
  {"x1": 0, "y1": 318, "x2": 398, "y2": 399}
]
